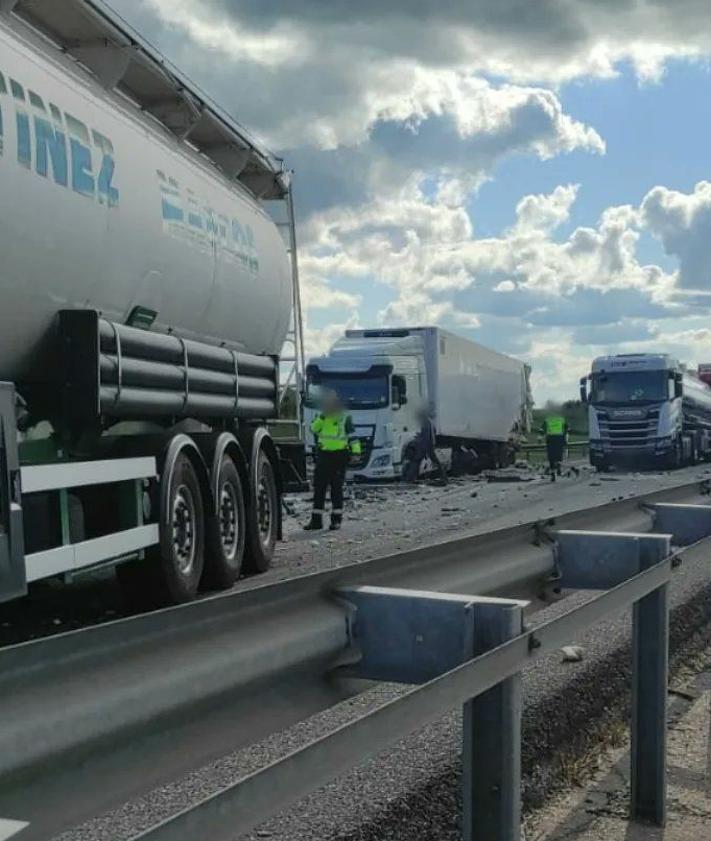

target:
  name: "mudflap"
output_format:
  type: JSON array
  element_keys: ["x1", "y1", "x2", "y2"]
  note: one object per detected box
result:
[
  {"x1": 276, "y1": 440, "x2": 309, "y2": 493},
  {"x1": 0, "y1": 383, "x2": 26, "y2": 602}
]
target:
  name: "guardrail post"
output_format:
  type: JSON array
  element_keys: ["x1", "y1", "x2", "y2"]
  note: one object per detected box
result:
[
  {"x1": 555, "y1": 529, "x2": 671, "y2": 826},
  {"x1": 335, "y1": 586, "x2": 527, "y2": 839},
  {"x1": 462, "y1": 601, "x2": 524, "y2": 841},
  {"x1": 631, "y1": 578, "x2": 668, "y2": 826}
]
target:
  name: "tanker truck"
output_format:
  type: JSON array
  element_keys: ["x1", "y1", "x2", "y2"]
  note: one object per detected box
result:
[
  {"x1": 580, "y1": 354, "x2": 711, "y2": 470},
  {"x1": 0, "y1": 0, "x2": 306, "y2": 605}
]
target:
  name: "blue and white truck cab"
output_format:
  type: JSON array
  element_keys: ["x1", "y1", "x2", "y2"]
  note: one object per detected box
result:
[{"x1": 580, "y1": 354, "x2": 711, "y2": 471}]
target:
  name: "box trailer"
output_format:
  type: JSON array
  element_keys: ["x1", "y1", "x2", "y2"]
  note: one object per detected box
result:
[{"x1": 305, "y1": 327, "x2": 532, "y2": 480}]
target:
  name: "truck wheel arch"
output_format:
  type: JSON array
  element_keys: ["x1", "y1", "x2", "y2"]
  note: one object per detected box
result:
[
  {"x1": 239, "y1": 426, "x2": 283, "y2": 556},
  {"x1": 160, "y1": 433, "x2": 212, "y2": 520}
]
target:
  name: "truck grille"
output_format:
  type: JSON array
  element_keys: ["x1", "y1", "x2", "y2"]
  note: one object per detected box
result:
[
  {"x1": 349, "y1": 426, "x2": 376, "y2": 470},
  {"x1": 597, "y1": 408, "x2": 659, "y2": 447}
]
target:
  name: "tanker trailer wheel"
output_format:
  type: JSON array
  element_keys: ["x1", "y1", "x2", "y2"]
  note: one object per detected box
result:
[
  {"x1": 155, "y1": 452, "x2": 205, "y2": 602},
  {"x1": 203, "y1": 455, "x2": 246, "y2": 589},
  {"x1": 118, "y1": 451, "x2": 205, "y2": 607},
  {"x1": 244, "y1": 450, "x2": 278, "y2": 574}
]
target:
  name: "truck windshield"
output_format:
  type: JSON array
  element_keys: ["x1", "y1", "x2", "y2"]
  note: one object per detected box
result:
[
  {"x1": 306, "y1": 374, "x2": 390, "y2": 410},
  {"x1": 591, "y1": 371, "x2": 668, "y2": 404}
]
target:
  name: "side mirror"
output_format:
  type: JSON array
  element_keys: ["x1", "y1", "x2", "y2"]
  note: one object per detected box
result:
[
  {"x1": 579, "y1": 376, "x2": 588, "y2": 404},
  {"x1": 391, "y1": 376, "x2": 407, "y2": 410},
  {"x1": 674, "y1": 373, "x2": 683, "y2": 399}
]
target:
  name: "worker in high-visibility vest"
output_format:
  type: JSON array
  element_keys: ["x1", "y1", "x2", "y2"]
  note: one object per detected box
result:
[
  {"x1": 305, "y1": 390, "x2": 362, "y2": 531},
  {"x1": 540, "y1": 414, "x2": 569, "y2": 480}
]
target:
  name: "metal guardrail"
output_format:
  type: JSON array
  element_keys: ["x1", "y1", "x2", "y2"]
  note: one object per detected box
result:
[
  {"x1": 0, "y1": 481, "x2": 709, "y2": 840},
  {"x1": 520, "y1": 440, "x2": 590, "y2": 461},
  {"x1": 134, "y1": 534, "x2": 679, "y2": 841}
]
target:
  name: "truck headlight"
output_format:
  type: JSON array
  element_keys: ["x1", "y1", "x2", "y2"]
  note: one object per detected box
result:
[{"x1": 370, "y1": 454, "x2": 391, "y2": 468}]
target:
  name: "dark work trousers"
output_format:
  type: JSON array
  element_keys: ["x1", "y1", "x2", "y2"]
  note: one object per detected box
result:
[
  {"x1": 402, "y1": 439, "x2": 448, "y2": 484},
  {"x1": 546, "y1": 434, "x2": 566, "y2": 473},
  {"x1": 312, "y1": 450, "x2": 349, "y2": 524}
]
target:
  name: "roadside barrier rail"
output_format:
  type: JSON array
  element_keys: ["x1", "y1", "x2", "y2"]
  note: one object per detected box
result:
[
  {"x1": 0, "y1": 481, "x2": 709, "y2": 840},
  {"x1": 131, "y1": 529, "x2": 682, "y2": 841},
  {"x1": 520, "y1": 440, "x2": 589, "y2": 462}
]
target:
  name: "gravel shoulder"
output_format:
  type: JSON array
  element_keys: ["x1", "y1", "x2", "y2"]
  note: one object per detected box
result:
[{"x1": 525, "y1": 643, "x2": 711, "y2": 841}]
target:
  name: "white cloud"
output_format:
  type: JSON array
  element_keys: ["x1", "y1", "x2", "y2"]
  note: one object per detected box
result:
[
  {"x1": 640, "y1": 181, "x2": 711, "y2": 290},
  {"x1": 514, "y1": 185, "x2": 580, "y2": 234},
  {"x1": 135, "y1": 0, "x2": 711, "y2": 89},
  {"x1": 116, "y1": 1, "x2": 603, "y2": 160},
  {"x1": 104, "y1": 1, "x2": 711, "y2": 402},
  {"x1": 303, "y1": 315, "x2": 361, "y2": 359},
  {"x1": 146, "y1": 0, "x2": 306, "y2": 66},
  {"x1": 296, "y1": 180, "x2": 707, "y2": 402}
]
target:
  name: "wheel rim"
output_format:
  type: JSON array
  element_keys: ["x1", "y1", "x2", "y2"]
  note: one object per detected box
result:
[
  {"x1": 172, "y1": 484, "x2": 197, "y2": 575},
  {"x1": 219, "y1": 481, "x2": 239, "y2": 561},
  {"x1": 257, "y1": 469, "x2": 273, "y2": 548}
]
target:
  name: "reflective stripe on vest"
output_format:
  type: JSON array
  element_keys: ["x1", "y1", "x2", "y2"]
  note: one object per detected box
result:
[{"x1": 545, "y1": 416, "x2": 566, "y2": 436}]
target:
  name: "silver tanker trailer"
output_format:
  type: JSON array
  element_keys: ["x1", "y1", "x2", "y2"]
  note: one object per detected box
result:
[{"x1": 0, "y1": 0, "x2": 306, "y2": 604}]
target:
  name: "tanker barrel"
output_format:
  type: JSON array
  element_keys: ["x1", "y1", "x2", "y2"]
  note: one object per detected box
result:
[
  {"x1": 98, "y1": 386, "x2": 275, "y2": 419},
  {"x1": 98, "y1": 321, "x2": 276, "y2": 377}
]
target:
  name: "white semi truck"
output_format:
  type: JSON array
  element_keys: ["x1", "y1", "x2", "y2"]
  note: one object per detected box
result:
[
  {"x1": 305, "y1": 327, "x2": 532, "y2": 480},
  {"x1": 580, "y1": 354, "x2": 711, "y2": 470},
  {"x1": 0, "y1": 0, "x2": 306, "y2": 605}
]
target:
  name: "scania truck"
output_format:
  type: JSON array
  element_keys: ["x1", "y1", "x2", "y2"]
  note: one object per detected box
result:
[
  {"x1": 0, "y1": 0, "x2": 305, "y2": 605},
  {"x1": 305, "y1": 327, "x2": 532, "y2": 479},
  {"x1": 580, "y1": 354, "x2": 711, "y2": 470}
]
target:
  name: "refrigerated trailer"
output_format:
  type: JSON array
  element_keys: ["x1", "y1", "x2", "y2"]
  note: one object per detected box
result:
[
  {"x1": 0, "y1": 0, "x2": 306, "y2": 605},
  {"x1": 305, "y1": 327, "x2": 532, "y2": 479}
]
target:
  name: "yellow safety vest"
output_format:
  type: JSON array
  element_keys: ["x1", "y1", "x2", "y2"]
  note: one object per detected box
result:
[
  {"x1": 544, "y1": 416, "x2": 566, "y2": 436},
  {"x1": 311, "y1": 413, "x2": 362, "y2": 454}
]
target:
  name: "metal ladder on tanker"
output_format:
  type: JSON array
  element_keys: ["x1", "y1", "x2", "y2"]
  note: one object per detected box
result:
[{"x1": 271, "y1": 182, "x2": 309, "y2": 492}]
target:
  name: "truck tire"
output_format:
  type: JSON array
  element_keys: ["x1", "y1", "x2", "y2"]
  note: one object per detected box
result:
[
  {"x1": 244, "y1": 450, "x2": 278, "y2": 574},
  {"x1": 689, "y1": 437, "x2": 698, "y2": 466},
  {"x1": 203, "y1": 456, "x2": 246, "y2": 589},
  {"x1": 155, "y1": 452, "x2": 206, "y2": 602},
  {"x1": 668, "y1": 438, "x2": 683, "y2": 470}
]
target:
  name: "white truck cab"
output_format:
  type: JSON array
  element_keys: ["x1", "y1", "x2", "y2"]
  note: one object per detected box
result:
[{"x1": 305, "y1": 332, "x2": 426, "y2": 479}]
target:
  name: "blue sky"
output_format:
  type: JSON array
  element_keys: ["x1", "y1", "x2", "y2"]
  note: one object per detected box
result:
[
  {"x1": 472, "y1": 60, "x2": 711, "y2": 252},
  {"x1": 110, "y1": 0, "x2": 711, "y2": 403}
]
